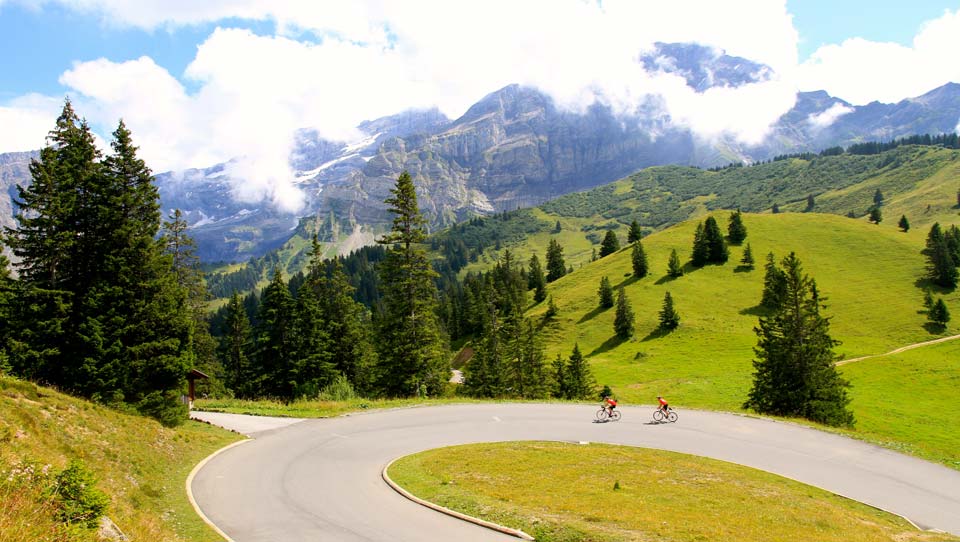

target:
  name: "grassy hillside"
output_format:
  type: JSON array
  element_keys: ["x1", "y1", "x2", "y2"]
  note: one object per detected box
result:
[
  {"x1": 524, "y1": 212, "x2": 959, "y2": 460},
  {"x1": 0, "y1": 377, "x2": 241, "y2": 542}
]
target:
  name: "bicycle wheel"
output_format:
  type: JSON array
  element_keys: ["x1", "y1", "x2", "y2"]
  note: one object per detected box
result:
[
  {"x1": 610, "y1": 410, "x2": 621, "y2": 421},
  {"x1": 652, "y1": 409, "x2": 664, "y2": 422},
  {"x1": 596, "y1": 408, "x2": 609, "y2": 421},
  {"x1": 667, "y1": 410, "x2": 678, "y2": 423}
]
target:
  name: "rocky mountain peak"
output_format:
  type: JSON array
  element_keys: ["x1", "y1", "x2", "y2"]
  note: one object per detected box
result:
[{"x1": 640, "y1": 41, "x2": 772, "y2": 91}]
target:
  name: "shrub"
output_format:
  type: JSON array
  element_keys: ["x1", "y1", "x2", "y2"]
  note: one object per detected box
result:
[
  {"x1": 318, "y1": 374, "x2": 357, "y2": 401},
  {"x1": 137, "y1": 390, "x2": 188, "y2": 428},
  {"x1": 47, "y1": 460, "x2": 109, "y2": 529}
]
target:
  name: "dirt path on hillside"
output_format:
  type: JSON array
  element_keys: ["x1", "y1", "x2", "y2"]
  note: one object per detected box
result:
[{"x1": 835, "y1": 334, "x2": 960, "y2": 366}]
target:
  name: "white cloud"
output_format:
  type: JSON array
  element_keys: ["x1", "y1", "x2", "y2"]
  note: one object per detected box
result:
[
  {"x1": 6, "y1": 0, "x2": 889, "y2": 212},
  {"x1": 797, "y1": 9, "x2": 960, "y2": 105},
  {"x1": 0, "y1": 94, "x2": 62, "y2": 152},
  {"x1": 807, "y1": 102, "x2": 854, "y2": 129}
]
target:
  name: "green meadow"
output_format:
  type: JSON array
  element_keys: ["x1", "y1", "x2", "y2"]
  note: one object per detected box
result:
[{"x1": 389, "y1": 441, "x2": 959, "y2": 542}]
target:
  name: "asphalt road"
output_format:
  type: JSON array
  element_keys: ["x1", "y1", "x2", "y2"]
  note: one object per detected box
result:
[{"x1": 191, "y1": 404, "x2": 960, "y2": 541}]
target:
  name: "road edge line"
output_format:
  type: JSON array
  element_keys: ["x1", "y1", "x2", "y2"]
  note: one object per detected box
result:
[
  {"x1": 382, "y1": 456, "x2": 535, "y2": 541},
  {"x1": 185, "y1": 438, "x2": 252, "y2": 542}
]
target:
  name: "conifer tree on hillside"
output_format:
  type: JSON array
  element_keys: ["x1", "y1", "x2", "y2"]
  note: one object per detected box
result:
[
  {"x1": 761, "y1": 252, "x2": 787, "y2": 309},
  {"x1": 253, "y1": 268, "x2": 298, "y2": 399},
  {"x1": 772, "y1": 203, "x2": 780, "y2": 214},
  {"x1": 868, "y1": 206, "x2": 882, "y2": 224},
  {"x1": 0, "y1": 249, "x2": 11, "y2": 373},
  {"x1": 703, "y1": 216, "x2": 729, "y2": 263},
  {"x1": 945, "y1": 225, "x2": 960, "y2": 266},
  {"x1": 551, "y1": 353, "x2": 567, "y2": 399},
  {"x1": 375, "y1": 171, "x2": 449, "y2": 397},
  {"x1": 546, "y1": 239, "x2": 566, "y2": 282},
  {"x1": 613, "y1": 288, "x2": 635, "y2": 340},
  {"x1": 740, "y1": 243, "x2": 755, "y2": 269},
  {"x1": 667, "y1": 249, "x2": 684, "y2": 277},
  {"x1": 728, "y1": 210, "x2": 747, "y2": 244},
  {"x1": 220, "y1": 291, "x2": 252, "y2": 397},
  {"x1": 745, "y1": 253, "x2": 854, "y2": 427},
  {"x1": 627, "y1": 220, "x2": 643, "y2": 243},
  {"x1": 873, "y1": 189, "x2": 884, "y2": 207},
  {"x1": 564, "y1": 343, "x2": 596, "y2": 400},
  {"x1": 658, "y1": 291, "x2": 680, "y2": 331},
  {"x1": 631, "y1": 240, "x2": 648, "y2": 278},
  {"x1": 923, "y1": 223, "x2": 959, "y2": 288},
  {"x1": 599, "y1": 230, "x2": 620, "y2": 257},
  {"x1": 316, "y1": 258, "x2": 376, "y2": 394},
  {"x1": 805, "y1": 194, "x2": 816, "y2": 212},
  {"x1": 6, "y1": 104, "x2": 194, "y2": 423},
  {"x1": 507, "y1": 319, "x2": 550, "y2": 399},
  {"x1": 527, "y1": 254, "x2": 547, "y2": 303},
  {"x1": 462, "y1": 304, "x2": 506, "y2": 398},
  {"x1": 691, "y1": 222, "x2": 709, "y2": 267},
  {"x1": 929, "y1": 298, "x2": 951, "y2": 329},
  {"x1": 598, "y1": 276, "x2": 614, "y2": 309},
  {"x1": 898, "y1": 215, "x2": 910, "y2": 232}
]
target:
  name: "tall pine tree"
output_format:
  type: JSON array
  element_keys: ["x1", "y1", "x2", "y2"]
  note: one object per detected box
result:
[
  {"x1": 745, "y1": 253, "x2": 853, "y2": 427},
  {"x1": 728, "y1": 210, "x2": 747, "y2": 244},
  {"x1": 631, "y1": 240, "x2": 648, "y2": 278},
  {"x1": 546, "y1": 239, "x2": 566, "y2": 282},
  {"x1": 599, "y1": 230, "x2": 620, "y2": 257},
  {"x1": 375, "y1": 171, "x2": 449, "y2": 397},
  {"x1": 564, "y1": 343, "x2": 596, "y2": 400},
  {"x1": 527, "y1": 254, "x2": 547, "y2": 303},
  {"x1": 253, "y1": 268, "x2": 298, "y2": 400},
  {"x1": 614, "y1": 288, "x2": 635, "y2": 339}
]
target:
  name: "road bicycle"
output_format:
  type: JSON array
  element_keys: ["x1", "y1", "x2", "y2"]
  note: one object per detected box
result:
[
  {"x1": 595, "y1": 406, "x2": 622, "y2": 422},
  {"x1": 653, "y1": 407, "x2": 678, "y2": 423}
]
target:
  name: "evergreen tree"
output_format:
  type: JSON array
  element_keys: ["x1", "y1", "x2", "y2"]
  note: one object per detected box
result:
[
  {"x1": 772, "y1": 203, "x2": 780, "y2": 214},
  {"x1": 598, "y1": 276, "x2": 614, "y2": 309},
  {"x1": 898, "y1": 215, "x2": 910, "y2": 232},
  {"x1": 945, "y1": 225, "x2": 960, "y2": 266},
  {"x1": 599, "y1": 230, "x2": 620, "y2": 257},
  {"x1": 253, "y1": 268, "x2": 298, "y2": 399},
  {"x1": 507, "y1": 319, "x2": 550, "y2": 399},
  {"x1": 551, "y1": 353, "x2": 567, "y2": 399},
  {"x1": 0, "y1": 249, "x2": 11, "y2": 373},
  {"x1": 627, "y1": 220, "x2": 643, "y2": 243},
  {"x1": 691, "y1": 222, "x2": 709, "y2": 267},
  {"x1": 546, "y1": 239, "x2": 566, "y2": 282},
  {"x1": 220, "y1": 292, "x2": 252, "y2": 397},
  {"x1": 873, "y1": 188, "x2": 884, "y2": 207},
  {"x1": 924, "y1": 223, "x2": 959, "y2": 288},
  {"x1": 292, "y1": 276, "x2": 335, "y2": 398},
  {"x1": 745, "y1": 253, "x2": 854, "y2": 427},
  {"x1": 527, "y1": 254, "x2": 547, "y2": 303},
  {"x1": 868, "y1": 206, "x2": 882, "y2": 224},
  {"x1": 728, "y1": 210, "x2": 747, "y2": 244},
  {"x1": 375, "y1": 171, "x2": 448, "y2": 397},
  {"x1": 631, "y1": 240, "x2": 649, "y2": 278},
  {"x1": 545, "y1": 296, "x2": 559, "y2": 320},
  {"x1": 703, "y1": 216, "x2": 729, "y2": 263},
  {"x1": 740, "y1": 243, "x2": 755, "y2": 269},
  {"x1": 564, "y1": 343, "x2": 596, "y2": 399},
  {"x1": 613, "y1": 288, "x2": 635, "y2": 339},
  {"x1": 554, "y1": 220, "x2": 562, "y2": 233},
  {"x1": 658, "y1": 291, "x2": 680, "y2": 331},
  {"x1": 462, "y1": 303, "x2": 505, "y2": 398},
  {"x1": 805, "y1": 194, "x2": 815, "y2": 212},
  {"x1": 761, "y1": 252, "x2": 787, "y2": 309},
  {"x1": 923, "y1": 289, "x2": 934, "y2": 309},
  {"x1": 667, "y1": 248, "x2": 684, "y2": 277},
  {"x1": 929, "y1": 298, "x2": 951, "y2": 329}
]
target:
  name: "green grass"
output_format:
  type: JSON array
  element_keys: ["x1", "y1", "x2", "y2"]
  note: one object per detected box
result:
[
  {"x1": 531, "y1": 212, "x2": 958, "y2": 408},
  {"x1": 839, "y1": 339, "x2": 960, "y2": 469},
  {"x1": 389, "y1": 441, "x2": 958, "y2": 542},
  {"x1": 0, "y1": 376, "x2": 241, "y2": 542}
]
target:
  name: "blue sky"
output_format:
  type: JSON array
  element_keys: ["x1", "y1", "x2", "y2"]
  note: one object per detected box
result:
[
  {"x1": 1, "y1": 0, "x2": 959, "y2": 211},
  {"x1": 789, "y1": 0, "x2": 958, "y2": 59}
]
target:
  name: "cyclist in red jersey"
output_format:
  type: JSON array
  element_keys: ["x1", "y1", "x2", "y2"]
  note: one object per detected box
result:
[
  {"x1": 657, "y1": 395, "x2": 669, "y2": 415},
  {"x1": 603, "y1": 395, "x2": 618, "y2": 418}
]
